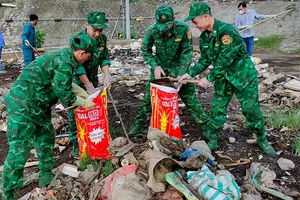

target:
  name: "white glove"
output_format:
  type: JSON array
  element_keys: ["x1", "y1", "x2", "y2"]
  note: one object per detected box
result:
[
  {"x1": 84, "y1": 83, "x2": 98, "y2": 95},
  {"x1": 197, "y1": 77, "x2": 211, "y2": 89},
  {"x1": 103, "y1": 73, "x2": 111, "y2": 89},
  {"x1": 154, "y1": 66, "x2": 165, "y2": 79},
  {"x1": 178, "y1": 73, "x2": 191, "y2": 85}
]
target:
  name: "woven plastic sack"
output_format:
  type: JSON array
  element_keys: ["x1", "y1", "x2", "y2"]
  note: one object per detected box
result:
[
  {"x1": 150, "y1": 82, "x2": 182, "y2": 139},
  {"x1": 74, "y1": 90, "x2": 113, "y2": 159},
  {"x1": 187, "y1": 164, "x2": 241, "y2": 200}
]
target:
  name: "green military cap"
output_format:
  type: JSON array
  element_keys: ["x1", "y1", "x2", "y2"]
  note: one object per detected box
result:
[
  {"x1": 70, "y1": 33, "x2": 98, "y2": 53},
  {"x1": 87, "y1": 11, "x2": 108, "y2": 30},
  {"x1": 155, "y1": 6, "x2": 174, "y2": 31},
  {"x1": 184, "y1": 2, "x2": 211, "y2": 22}
]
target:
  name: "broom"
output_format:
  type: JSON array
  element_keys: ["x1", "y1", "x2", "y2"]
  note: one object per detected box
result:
[{"x1": 240, "y1": 4, "x2": 296, "y2": 33}]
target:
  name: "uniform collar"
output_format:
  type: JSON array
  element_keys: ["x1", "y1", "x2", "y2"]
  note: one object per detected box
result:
[{"x1": 211, "y1": 19, "x2": 218, "y2": 37}]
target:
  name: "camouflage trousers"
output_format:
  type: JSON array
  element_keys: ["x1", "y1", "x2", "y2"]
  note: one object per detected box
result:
[
  {"x1": 68, "y1": 107, "x2": 78, "y2": 144},
  {"x1": 1, "y1": 115, "x2": 55, "y2": 200},
  {"x1": 205, "y1": 78, "x2": 266, "y2": 139},
  {"x1": 133, "y1": 74, "x2": 209, "y2": 129}
]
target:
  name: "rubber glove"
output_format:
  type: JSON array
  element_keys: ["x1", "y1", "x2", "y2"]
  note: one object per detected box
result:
[
  {"x1": 178, "y1": 73, "x2": 191, "y2": 85},
  {"x1": 154, "y1": 66, "x2": 165, "y2": 79},
  {"x1": 72, "y1": 83, "x2": 89, "y2": 99},
  {"x1": 72, "y1": 96, "x2": 95, "y2": 109},
  {"x1": 84, "y1": 83, "x2": 98, "y2": 95},
  {"x1": 103, "y1": 73, "x2": 111, "y2": 89},
  {"x1": 198, "y1": 77, "x2": 210, "y2": 89}
]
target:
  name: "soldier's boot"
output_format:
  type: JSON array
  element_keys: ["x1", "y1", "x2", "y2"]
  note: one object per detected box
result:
[
  {"x1": 71, "y1": 141, "x2": 79, "y2": 158},
  {"x1": 208, "y1": 132, "x2": 219, "y2": 151},
  {"x1": 257, "y1": 135, "x2": 276, "y2": 157}
]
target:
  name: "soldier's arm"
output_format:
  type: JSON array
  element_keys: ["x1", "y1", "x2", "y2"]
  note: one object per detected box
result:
[
  {"x1": 100, "y1": 35, "x2": 110, "y2": 68},
  {"x1": 178, "y1": 28, "x2": 193, "y2": 76},
  {"x1": 187, "y1": 37, "x2": 211, "y2": 78},
  {"x1": 207, "y1": 28, "x2": 243, "y2": 81},
  {"x1": 51, "y1": 62, "x2": 77, "y2": 106},
  {"x1": 141, "y1": 28, "x2": 158, "y2": 70}
]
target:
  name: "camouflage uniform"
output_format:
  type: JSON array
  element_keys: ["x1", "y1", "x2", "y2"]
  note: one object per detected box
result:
[
  {"x1": 129, "y1": 6, "x2": 209, "y2": 136},
  {"x1": 1, "y1": 34, "x2": 97, "y2": 200},
  {"x1": 184, "y1": 2, "x2": 275, "y2": 156},
  {"x1": 68, "y1": 12, "x2": 110, "y2": 157}
]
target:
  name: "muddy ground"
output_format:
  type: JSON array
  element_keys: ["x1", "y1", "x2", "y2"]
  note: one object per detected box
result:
[{"x1": 0, "y1": 51, "x2": 300, "y2": 199}]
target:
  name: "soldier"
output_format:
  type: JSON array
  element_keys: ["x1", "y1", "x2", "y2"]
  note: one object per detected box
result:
[
  {"x1": 1, "y1": 33, "x2": 97, "y2": 200},
  {"x1": 68, "y1": 11, "x2": 111, "y2": 157},
  {"x1": 129, "y1": 6, "x2": 209, "y2": 136},
  {"x1": 21, "y1": 14, "x2": 39, "y2": 67},
  {"x1": 179, "y1": 2, "x2": 276, "y2": 157}
]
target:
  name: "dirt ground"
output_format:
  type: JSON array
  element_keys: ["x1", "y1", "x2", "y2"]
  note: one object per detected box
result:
[{"x1": 0, "y1": 51, "x2": 300, "y2": 199}]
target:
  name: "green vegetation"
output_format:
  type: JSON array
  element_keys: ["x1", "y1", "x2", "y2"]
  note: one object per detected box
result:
[
  {"x1": 79, "y1": 153, "x2": 100, "y2": 171},
  {"x1": 100, "y1": 159, "x2": 116, "y2": 178},
  {"x1": 265, "y1": 109, "x2": 300, "y2": 131},
  {"x1": 294, "y1": 137, "x2": 300, "y2": 156},
  {"x1": 254, "y1": 35, "x2": 283, "y2": 52},
  {"x1": 109, "y1": 124, "x2": 125, "y2": 139},
  {"x1": 290, "y1": 47, "x2": 300, "y2": 54},
  {"x1": 35, "y1": 30, "x2": 46, "y2": 48},
  {"x1": 117, "y1": 26, "x2": 139, "y2": 39},
  {"x1": 265, "y1": 109, "x2": 300, "y2": 155}
]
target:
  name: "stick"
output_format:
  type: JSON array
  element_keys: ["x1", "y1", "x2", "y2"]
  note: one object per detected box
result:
[
  {"x1": 240, "y1": 9, "x2": 294, "y2": 33},
  {"x1": 168, "y1": 77, "x2": 201, "y2": 84},
  {"x1": 54, "y1": 105, "x2": 77, "y2": 113},
  {"x1": 25, "y1": 40, "x2": 41, "y2": 56},
  {"x1": 107, "y1": 90, "x2": 129, "y2": 140}
]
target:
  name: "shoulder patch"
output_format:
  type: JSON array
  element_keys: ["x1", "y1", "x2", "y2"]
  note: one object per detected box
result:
[
  {"x1": 221, "y1": 34, "x2": 231, "y2": 45},
  {"x1": 175, "y1": 38, "x2": 182, "y2": 42},
  {"x1": 187, "y1": 30, "x2": 192, "y2": 40}
]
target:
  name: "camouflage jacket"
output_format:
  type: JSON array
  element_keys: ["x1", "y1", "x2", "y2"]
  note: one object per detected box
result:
[
  {"x1": 72, "y1": 30, "x2": 110, "y2": 87},
  {"x1": 142, "y1": 20, "x2": 193, "y2": 77},
  {"x1": 3, "y1": 48, "x2": 78, "y2": 123},
  {"x1": 188, "y1": 19, "x2": 258, "y2": 91}
]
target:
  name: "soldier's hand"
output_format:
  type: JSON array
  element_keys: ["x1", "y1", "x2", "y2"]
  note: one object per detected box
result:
[
  {"x1": 198, "y1": 77, "x2": 210, "y2": 89},
  {"x1": 84, "y1": 83, "x2": 98, "y2": 95},
  {"x1": 154, "y1": 66, "x2": 165, "y2": 79},
  {"x1": 178, "y1": 73, "x2": 191, "y2": 85},
  {"x1": 103, "y1": 73, "x2": 111, "y2": 90},
  {"x1": 72, "y1": 83, "x2": 89, "y2": 99}
]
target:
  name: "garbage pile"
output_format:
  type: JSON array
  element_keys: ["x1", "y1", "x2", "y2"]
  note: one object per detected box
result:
[
  {"x1": 17, "y1": 127, "x2": 300, "y2": 200},
  {"x1": 255, "y1": 61, "x2": 300, "y2": 106}
]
